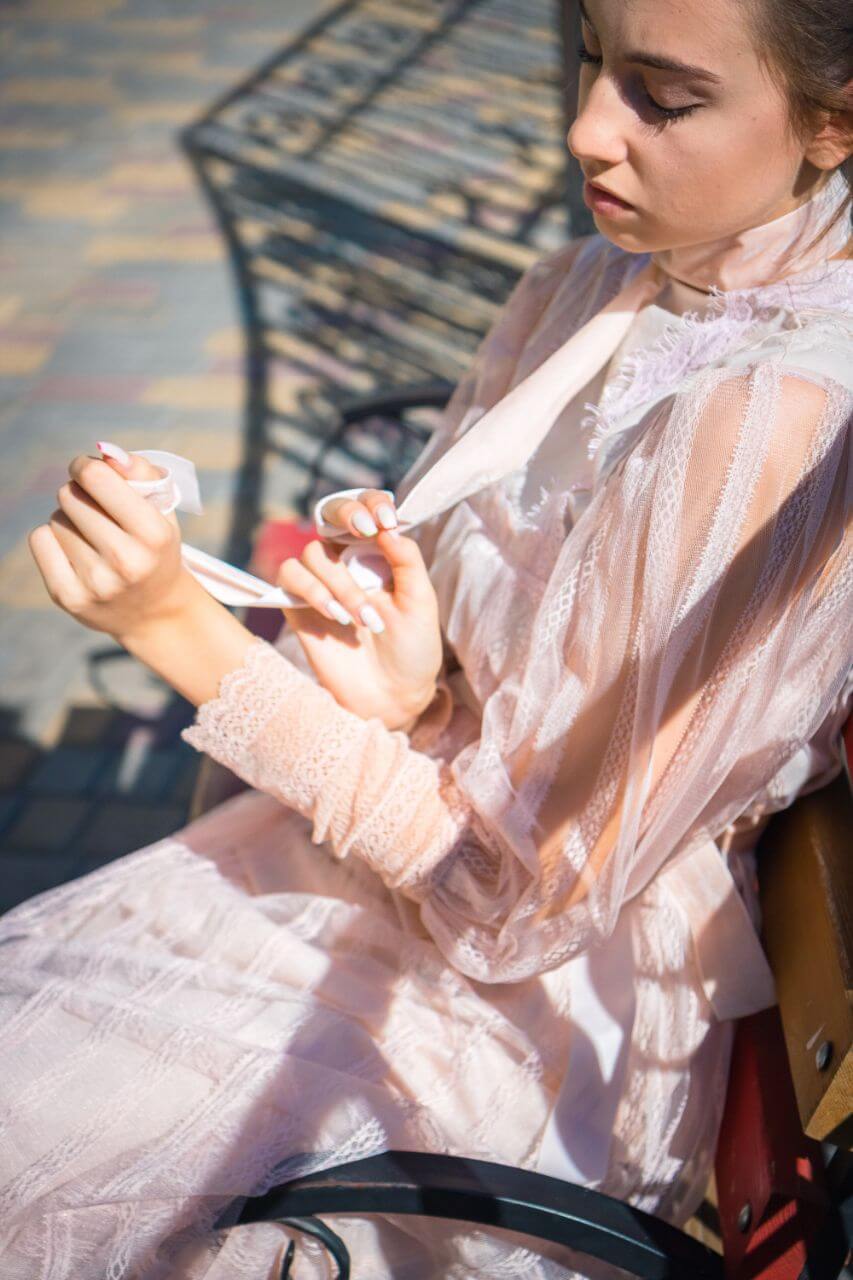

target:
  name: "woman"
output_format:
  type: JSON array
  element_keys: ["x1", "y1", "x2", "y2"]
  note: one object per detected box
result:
[{"x1": 8, "y1": 0, "x2": 852, "y2": 1273}]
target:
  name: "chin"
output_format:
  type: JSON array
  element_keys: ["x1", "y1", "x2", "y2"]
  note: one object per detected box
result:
[
  {"x1": 591, "y1": 219, "x2": 653, "y2": 254},
  {"x1": 593, "y1": 211, "x2": 687, "y2": 257}
]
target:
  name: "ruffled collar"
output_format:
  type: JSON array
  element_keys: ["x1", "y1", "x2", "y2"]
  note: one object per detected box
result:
[
  {"x1": 466, "y1": 242, "x2": 851, "y2": 576},
  {"x1": 581, "y1": 251, "x2": 853, "y2": 471}
]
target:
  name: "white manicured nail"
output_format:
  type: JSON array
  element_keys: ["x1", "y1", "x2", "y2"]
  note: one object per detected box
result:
[
  {"x1": 327, "y1": 599, "x2": 353, "y2": 626},
  {"x1": 96, "y1": 440, "x2": 130, "y2": 467},
  {"x1": 359, "y1": 604, "x2": 385, "y2": 633},
  {"x1": 353, "y1": 512, "x2": 378, "y2": 536},
  {"x1": 376, "y1": 504, "x2": 397, "y2": 529}
]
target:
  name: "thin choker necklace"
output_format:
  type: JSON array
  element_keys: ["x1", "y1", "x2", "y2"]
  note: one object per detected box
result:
[{"x1": 663, "y1": 271, "x2": 714, "y2": 296}]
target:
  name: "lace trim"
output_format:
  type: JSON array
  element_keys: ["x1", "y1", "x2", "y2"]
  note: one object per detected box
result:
[
  {"x1": 181, "y1": 637, "x2": 474, "y2": 903},
  {"x1": 181, "y1": 636, "x2": 293, "y2": 766},
  {"x1": 581, "y1": 254, "x2": 853, "y2": 464}
]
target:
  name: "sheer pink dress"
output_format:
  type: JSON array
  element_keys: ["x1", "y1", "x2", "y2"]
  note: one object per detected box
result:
[{"x1": 1, "y1": 234, "x2": 851, "y2": 1280}]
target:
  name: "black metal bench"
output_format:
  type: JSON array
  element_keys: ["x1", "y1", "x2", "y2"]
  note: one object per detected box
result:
[{"x1": 178, "y1": 0, "x2": 574, "y2": 572}]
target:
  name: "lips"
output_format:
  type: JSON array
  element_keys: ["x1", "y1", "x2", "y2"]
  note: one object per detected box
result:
[
  {"x1": 588, "y1": 180, "x2": 631, "y2": 206},
  {"x1": 582, "y1": 178, "x2": 634, "y2": 211}
]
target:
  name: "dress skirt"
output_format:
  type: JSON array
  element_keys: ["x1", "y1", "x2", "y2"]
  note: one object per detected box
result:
[{"x1": 0, "y1": 786, "x2": 732, "y2": 1280}]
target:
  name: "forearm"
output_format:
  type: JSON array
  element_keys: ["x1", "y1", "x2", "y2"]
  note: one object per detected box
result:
[
  {"x1": 117, "y1": 570, "x2": 260, "y2": 709},
  {"x1": 118, "y1": 571, "x2": 451, "y2": 738},
  {"x1": 178, "y1": 635, "x2": 471, "y2": 897},
  {"x1": 117, "y1": 584, "x2": 469, "y2": 894}
]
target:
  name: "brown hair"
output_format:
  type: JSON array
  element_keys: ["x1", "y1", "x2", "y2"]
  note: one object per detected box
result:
[{"x1": 743, "y1": 0, "x2": 853, "y2": 258}]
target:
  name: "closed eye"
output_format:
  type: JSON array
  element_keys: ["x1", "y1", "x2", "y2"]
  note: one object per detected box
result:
[{"x1": 576, "y1": 41, "x2": 702, "y2": 123}]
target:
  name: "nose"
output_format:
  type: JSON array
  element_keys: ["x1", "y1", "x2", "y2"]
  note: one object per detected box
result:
[{"x1": 567, "y1": 72, "x2": 629, "y2": 172}]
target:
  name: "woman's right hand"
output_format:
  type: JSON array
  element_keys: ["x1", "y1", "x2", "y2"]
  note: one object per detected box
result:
[{"x1": 277, "y1": 490, "x2": 443, "y2": 732}]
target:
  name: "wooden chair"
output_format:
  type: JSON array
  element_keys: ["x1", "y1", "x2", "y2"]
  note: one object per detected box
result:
[{"x1": 189, "y1": 393, "x2": 852, "y2": 1280}]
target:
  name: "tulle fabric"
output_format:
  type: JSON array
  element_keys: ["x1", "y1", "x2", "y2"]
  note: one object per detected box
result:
[
  {"x1": 183, "y1": 243, "x2": 853, "y2": 986},
  {"x1": 1, "y1": 234, "x2": 851, "y2": 1278},
  {"x1": 0, "y1": 788, "x2": 719, "y2": 1279}
]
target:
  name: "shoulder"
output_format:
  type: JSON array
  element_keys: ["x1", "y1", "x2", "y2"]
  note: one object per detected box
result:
[
  {"x1": 658, "y1": 345, "x2": 851, "y2": 501},
  {"x1": 685, "y1": 317, "x2": 853, "y2": 478},
  {"x1": 721, "y1": 310, "x2": 853, "y2": 397},
  {"x1": 499, "y1": 234, "x2": 643, "y2": 360},
  {"x1": 480, "y1": 235, "x2": 605, "y2": 360},
  {"x1": 511, "y1": 232, "x2": 623, "y2": 305}
]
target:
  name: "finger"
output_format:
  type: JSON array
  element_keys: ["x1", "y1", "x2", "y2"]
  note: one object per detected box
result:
[
  {"x1": 66, "y1": 453, "x2": 171, "y2": 545},
  {"x1": 27, "y1": 523, "x2": 89, "y2": 612},
  {"x1": 56, "y1": 479, "x2": 149, "y2": 578},
  {"x1": 357, "y1": 490, "x2": 398, "y2": 531},
  {"x1": 372, "y1": 529, "x2": 434, "y2": 609},
  {"x1": 48, "y1": 508, "x2": 123, "y2": 598},
  {"x1": 276, "y1": 557, "x2": 357, "y2": 627},
  {"x1": 97, "y1": 445, "x2": 181, "y2": 537},
  {"x1": 301, "y1": 539, "x2": 386, "y2": 632},
  {"x1": 319, "y1": 495, "x2": 394, "y2": 539}
]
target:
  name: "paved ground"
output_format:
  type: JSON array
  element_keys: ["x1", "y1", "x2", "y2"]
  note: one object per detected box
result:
[
  {"x1": 0, "y1": 0, "x2": 584, "y2": 917},
  {"x1": 0, "y1": 0, "x2": 334, "y2": 914}
]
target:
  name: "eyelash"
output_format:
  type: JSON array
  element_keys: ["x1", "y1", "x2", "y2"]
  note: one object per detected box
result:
[{"x1": 575, "y1": 41, "x2": 701, "y2": 122}]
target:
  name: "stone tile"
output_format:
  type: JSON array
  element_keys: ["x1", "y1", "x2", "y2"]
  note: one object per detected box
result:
[
  {"x1": 92, "y1": 745, "x2": 189, "y2": 802},
  {"x1": 26, "y1": 745, "x2": 112, "y2": 795},
  {"x1": 85, "y1": 234, "x2": 222, "y2": 266},
  {"x1": 0, "y1": 341, "x2": 52, "y2": 376},
  {"x1": 75, "y1": 800, "x2": 187, "y2": 865},
  {"x1": 0, "y1": 793, "x2": 26, "y2": 836},
  {"x1": 4, "y1": 796, "x2": 93, "y2": 852},
  {"x1": 2, "y1": 78, "x2": 119, "y2": 107},
  {"x1": 141, "y1": 372, "x2": 242, "y2": 410},
  {"x1": 0, "y1": 610, "x2": 113, "y2": 747},
  {"x1": 0, "y1": 849, "x2": 83, "y2": 916},
  {"x1": 55, "y1": 704, "x2": 122, "y2": 747},
  {"x1": 0, "y1": 739, "x2": 41, "y2": 790}
]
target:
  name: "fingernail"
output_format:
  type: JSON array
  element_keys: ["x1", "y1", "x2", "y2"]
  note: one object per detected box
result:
[
  {"x1": 96, "y1": 440, "x2": 131, "y2": 469},
  {"x1": 353, "y1": 512, "x2": 378, "y2": 536},
  {"x1": 376, "y1": 504, "x2": 397, "y2": 529},
  {"x1": 359, "y1": 604, "x2": 385, "y2": 634},
  {"x1": 327, "y1": 599, "x2": 354, "y2": 626}
]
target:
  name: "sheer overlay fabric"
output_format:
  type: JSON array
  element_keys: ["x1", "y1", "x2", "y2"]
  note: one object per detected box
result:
[
  {"x1": 184, "y1": 239, "x2": 853, "y2": 986},
  {"x1": 1, "y1": 233, "x2": 850, "y2": 1280}
]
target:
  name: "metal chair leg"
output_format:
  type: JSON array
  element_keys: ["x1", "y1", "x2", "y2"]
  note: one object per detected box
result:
[{"x1": 275, "y1": 1216, "x2": 351, "y2": 1279}]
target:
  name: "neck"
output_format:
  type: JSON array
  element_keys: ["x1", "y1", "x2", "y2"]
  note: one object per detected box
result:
[
  {"x1": 652, "y1": 273, "x2": 716, "y2": 318},
  {"x1": 651, "y1": 170, "x2": 850, "y2": 297}
]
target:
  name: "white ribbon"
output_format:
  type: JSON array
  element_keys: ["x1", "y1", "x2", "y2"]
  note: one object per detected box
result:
[{"x1": 124, "y1": 450, "x2": 394, "y2": 608}]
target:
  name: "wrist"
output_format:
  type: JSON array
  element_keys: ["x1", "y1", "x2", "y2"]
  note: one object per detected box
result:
[
  {"x1": 117, "y1": 574, "x2": 259, "y2": 708},
  {"x1": 395, "y1": 680, "x2": 440, "y2": 735},
  {"x1": 115, "y1": 569, "x2": 207, "y2": 646}
]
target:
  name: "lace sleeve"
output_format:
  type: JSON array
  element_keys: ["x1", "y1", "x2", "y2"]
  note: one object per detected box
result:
[
  {"x1": 181, "y1": 639, "x2": 471, "y2": 898},
  {"x1": 183, "y1": 357, "x2": 851, "y2": 983}
]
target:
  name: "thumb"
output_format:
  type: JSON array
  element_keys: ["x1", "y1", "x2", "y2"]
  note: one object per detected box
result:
[
  {"x1": 96, "y1": 440, "x2": 164, "y2": 484},
  {"x1": 374, "y1": 528, "x2": 435, "y2": 608}
]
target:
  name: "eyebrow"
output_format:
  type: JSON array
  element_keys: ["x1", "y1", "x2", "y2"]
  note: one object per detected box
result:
[{"x1": 577, "y1": 0, "x2": 724, "y2": 84}]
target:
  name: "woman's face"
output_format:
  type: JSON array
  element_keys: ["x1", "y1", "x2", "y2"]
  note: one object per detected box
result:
[{"x1": 566, "y1": 0, "x2": 822, "y2": 253}]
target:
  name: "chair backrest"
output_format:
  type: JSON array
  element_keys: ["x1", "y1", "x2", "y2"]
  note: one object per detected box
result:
[
  {"x1": 758, "y1": 742, "x2": 852, "y2": 1147},
  {"x1": 713, "y1": 706, "x2": 852, "y2": 1276}
]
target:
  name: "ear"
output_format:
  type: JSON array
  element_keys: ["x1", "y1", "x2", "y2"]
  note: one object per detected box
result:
[{"x1": 803, "y1": 85, "x2": 853, "y2": 171}]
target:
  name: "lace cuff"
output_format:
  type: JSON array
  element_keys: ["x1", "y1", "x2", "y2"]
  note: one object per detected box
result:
[{"x1": 181, "y1": 637, "x2": 470, "y2": 900}]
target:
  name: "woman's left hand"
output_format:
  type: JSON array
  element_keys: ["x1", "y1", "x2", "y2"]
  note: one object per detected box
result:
[
  {"x1": 27, "y1": 449, "x2": 198, "y2": 640},
  {"x1": 277, "y1": 528, "x2": 444, "y2": 731}
]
